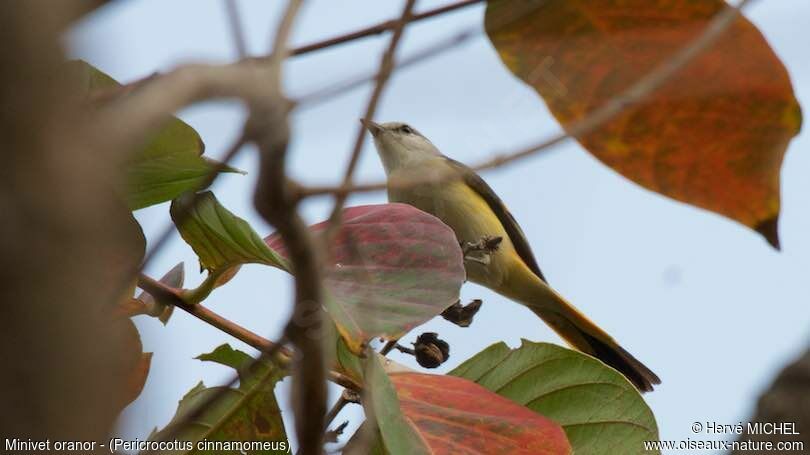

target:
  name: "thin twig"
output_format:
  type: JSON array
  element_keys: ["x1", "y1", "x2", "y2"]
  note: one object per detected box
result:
[
  {"x1": 96, "y1": 61, "x2": 280, "y2": 160},
  {"x1": 324, "y1": 0, "x2": 417, "y2": 234},
  {"x1": 251, "y1": 1, "x2": 331, "y2": 453},
  {"x1": 324, "y1": 396, "x2": 350, "y2": 431},
  {"x1": 296, "y1": 26, "x2": 479, "y2": 109},
  {"x1": 380, "y1": 339, "x2": 399, "y2": 356},
  {"x1": 224, "y1": 0, "x2": 249, "y2": 58},
  {"x1": 325, "y1": 420, "x2": 350, "y2": 444},
  {"x1": 137, "y1": 274, "x2": 287, "y2": 354},
  {"x1": 136, "y1": 273, "x2": 361, "y2": 391},
  {"x1": 394, "y1": 344, "x2": 416, "y2": 355},
  {"x1": 137, "y1": 274, "x2": 360, "y2": 387},
  {"x1": 289, "y1": 0, "x2": 482, "y2": 56},
  {"x1": 268, "y1": 0, "x2": 304, "y2": 69},
  {"x1": 296, "y1": 0, "x2": 755, "y2": 199}
]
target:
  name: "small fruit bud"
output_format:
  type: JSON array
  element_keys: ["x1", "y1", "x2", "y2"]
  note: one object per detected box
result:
[{"x1": 413, "y1": 332, "x2": 449, "y2": 368}]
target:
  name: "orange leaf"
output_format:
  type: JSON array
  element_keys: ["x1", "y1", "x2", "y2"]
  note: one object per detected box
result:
[
  {"x1": 486, "y1": 0, "x2": 802, "y2": 248},
  {"x1": 112, "y1": 314, "x2": 151, "y2": 411},
  {"x1": 122, "y1": 352, "x2": 153, "y2": 408},
  {"x1": 390, "y1": 373, "x2": 571, "y2": 454}
]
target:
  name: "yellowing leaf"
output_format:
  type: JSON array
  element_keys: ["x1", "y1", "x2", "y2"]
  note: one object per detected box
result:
[
  {"x1": 150, "y1": 344, "x2": 288, "y2": 454},
  {"x1": 485, "y1": 0, "x2": 802, "y2": 247}
]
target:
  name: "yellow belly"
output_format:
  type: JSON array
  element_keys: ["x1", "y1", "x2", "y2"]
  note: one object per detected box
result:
[{"x1": 388, "y1": 175, "x2": 519, "y2": 290}]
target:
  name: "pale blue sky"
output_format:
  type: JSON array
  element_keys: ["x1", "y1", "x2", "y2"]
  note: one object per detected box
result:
[{"x1": 70, "y1": 1, "x2": 810, "y2": 453}]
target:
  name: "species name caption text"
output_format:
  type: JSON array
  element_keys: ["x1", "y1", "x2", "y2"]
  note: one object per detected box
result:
[{"x1": 4, "y1": 438, "x2": 292, "y2": 453}]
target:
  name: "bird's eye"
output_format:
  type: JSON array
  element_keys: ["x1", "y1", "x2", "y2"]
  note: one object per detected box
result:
[{"x1": 400, "y1": 125, "x2": 414, "y2": 134}]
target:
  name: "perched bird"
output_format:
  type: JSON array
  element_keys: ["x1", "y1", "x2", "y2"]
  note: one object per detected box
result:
[{"x1": 362, "y1": 119, "x2": 660, "y2": 392}]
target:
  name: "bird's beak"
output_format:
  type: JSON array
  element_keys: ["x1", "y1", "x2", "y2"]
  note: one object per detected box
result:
[{"x1": 360, "y1": 118, "x2": 384, "y2": 138}]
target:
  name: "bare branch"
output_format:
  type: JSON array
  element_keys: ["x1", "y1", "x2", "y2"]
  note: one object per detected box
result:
[
  {"x1": 137, "y1": 273, "x2": 286, "y2": 354},
  {"x1": 325, "y1": 420, "x2": 350, "y2": 444},
  {"x1": 297, "y1": 0, "x2": 756, "y2": 199},
  {"x1": 296, "y1": 26, "x2": 479, "y2": 109},
  {"x1": 324, "y1": 0, "x2": 417, "y2": 232},
  {"x1": 289, "y1": 0, "x2": 482, "y2": 56},
  {"x1": 323, "y1": 388, "x2": 360, "y2": 439},
  {"x1": 268, "y1": 0, "x2": 304, "y2": 68},
  {"x1": 224, "y1": 0, "x2": 249, "y2": 58},
  {"x1": 93, "y1": 61, "x2": 277, "y2": 167},
  {"x1": 249, "y1": 1, "x2": 334, "y2": 453},
  {"x1": 135, "y1": 273, "x2": 361, "y2": 390}
]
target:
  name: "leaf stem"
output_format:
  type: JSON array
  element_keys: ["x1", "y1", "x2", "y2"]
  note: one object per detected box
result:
[
  {"x1": 179, "y1": 268, "x2": 225, "y2": 305},
  {"x1": 380, "y1": 339, "x2": 399, "y2": 356},
  {"x1": 136, "y1": 273, "x2": 361, "y2": 391}
]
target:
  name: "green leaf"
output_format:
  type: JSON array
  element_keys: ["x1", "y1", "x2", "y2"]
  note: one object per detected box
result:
[
  {"x1": 67, "y1": 60, "x2": 243, "y2": 210},
  {"x1": 364, "y1": 353, "x2": 431, "y2": 455},
  {"x1": 151, "y1": 344, "x2": 289, "y2": 454},
  {"x1": 171, "y1": 191, "x2": 288, "y2": 276},
  {"x1": 450, "y1": 340, "x2": 659, "y2": 455}
]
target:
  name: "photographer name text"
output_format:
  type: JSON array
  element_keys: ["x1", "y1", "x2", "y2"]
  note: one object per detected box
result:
[{"x1": 691, "y1": 421, "x2": 801, "y2": 435}]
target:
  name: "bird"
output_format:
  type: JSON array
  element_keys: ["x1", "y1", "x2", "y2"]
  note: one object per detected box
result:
[{"x1": 362, "y1": 119, "x2": 660, "y2": 392}]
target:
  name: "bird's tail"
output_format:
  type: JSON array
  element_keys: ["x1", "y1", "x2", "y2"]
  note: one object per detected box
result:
[{"x1": 505, "y1": 268, "x2": 660, "y2": 392}]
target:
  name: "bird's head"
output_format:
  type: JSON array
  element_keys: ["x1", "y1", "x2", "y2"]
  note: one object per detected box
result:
[{"x1": 361, "y1": 119, "x2": 441, "y2": 174}]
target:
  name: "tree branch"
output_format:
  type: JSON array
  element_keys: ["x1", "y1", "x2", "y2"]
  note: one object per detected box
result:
[
  {"x1": 95, "y1": 61, "x2": 276, "y2": 161},
  {"x1": 224, "y1": 0, "x2": 248, "y2": 58},
  {"x1": 136, "y1": 273, "x2": 361, "y2": 391},
  {"x1": 137, "y1": 274, "x2": 284, "y2": 352},
  {"x1": 249, "y1": 1, "x2": 332, "y2": 453},
  {"x1": 324, "y1": 0, "x2": 417, "y2": 233},
  {"x1": 289, "y1": 0, "x2": 482, "y2": 56},
  {"x1": 296, "y1": 26, "x2": 479, "y2": 109}
]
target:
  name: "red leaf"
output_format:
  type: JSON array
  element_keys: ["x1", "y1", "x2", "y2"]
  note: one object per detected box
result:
[
  {"x1": 266, "y1": 204, "x2": 465, "y2": 352},
  {"x1": 390, "y1": 373, "x2": 572, "y2": 454},
  {"x1": 123, "y1": 352, "x2": 152, "y2": 408},
  {"x1": 111, "y1": 312, "x2": 151, "y2": 411}
]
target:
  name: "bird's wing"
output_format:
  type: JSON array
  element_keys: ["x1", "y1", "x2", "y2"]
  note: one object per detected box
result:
[{"x1": 445, "y1": 157, "x2": 547, "y2": 283}]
